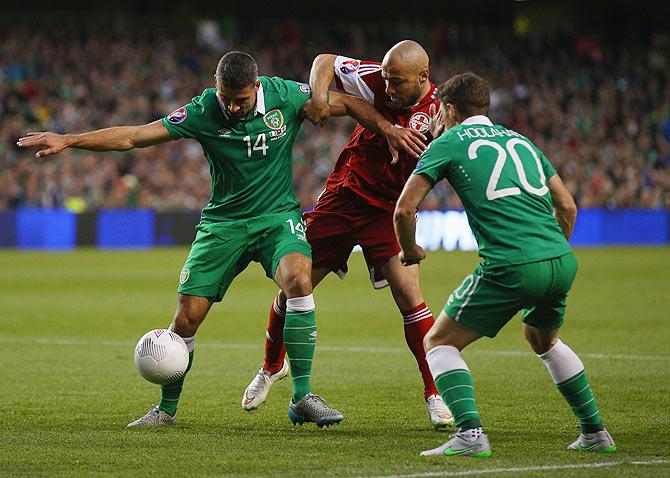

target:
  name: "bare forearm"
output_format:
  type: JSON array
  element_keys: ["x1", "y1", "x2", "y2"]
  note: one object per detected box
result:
[
  {"x1": 65, "y1": 126, "x2": 142, "y2": 151},
  {"x1": 338, "y1": 95, "x2": 392, "y2": 137},
  {"x1": 394, "y1": 208, "x2": 418, "y2": 252},
  {"x1": 555, "y1": 207, "x2": 577, "y2": 240}
]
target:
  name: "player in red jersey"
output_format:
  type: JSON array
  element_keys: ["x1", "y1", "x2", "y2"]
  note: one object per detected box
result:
[{"x1": 242, "y1": 40, "x2": 454, "y2": 428}]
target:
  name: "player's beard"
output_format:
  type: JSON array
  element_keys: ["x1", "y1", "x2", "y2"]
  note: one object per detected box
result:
[{"x1": 391, "y1": 84, "x2": 423, "y2": 110}]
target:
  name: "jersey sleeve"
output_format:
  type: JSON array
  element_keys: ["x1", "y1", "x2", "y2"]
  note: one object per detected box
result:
[
  {"x1": 161, "y1": 92, "x2": 207, "y2": 140},
  {"x1": 412, "y1": 139, "x2": 450, "y2": 185},
  {"x1": 333, "y1": 55, "x2": 383, "y2": 104},
  {"x1": 267, "y1": 76, "x2": 312, "y2": 114},
  {"x1": 535, "y1": 146, "x2": 557, "y2": 179}
]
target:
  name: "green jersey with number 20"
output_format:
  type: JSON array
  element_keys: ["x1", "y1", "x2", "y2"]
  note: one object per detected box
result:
[
  {"x1": 161, "y1": 76, "x2": 311, "y2": 222},
  {"x1": 413, "y1": 115, "x2": 571, "y2": 267}
]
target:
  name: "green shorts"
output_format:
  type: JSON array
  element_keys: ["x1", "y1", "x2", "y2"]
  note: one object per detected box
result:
[
  {"x1": 177, "y1": 209, "x2": 311, "y2": 302},
  {"x1": 444, "y1": 252, "x2": 578, "y2": 338}
]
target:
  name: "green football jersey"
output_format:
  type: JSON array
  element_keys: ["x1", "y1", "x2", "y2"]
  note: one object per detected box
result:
[
  {"x1": 161, "y1": 76, "x2": 311, "y2": 222},
  {"x1": 414, "y1": 115, "x2": 571, "y2": 266}
]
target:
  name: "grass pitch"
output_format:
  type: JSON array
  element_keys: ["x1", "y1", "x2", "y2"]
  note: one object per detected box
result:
[{"x1": 0, "y1": 246, "x2": 668, "y2": 477}]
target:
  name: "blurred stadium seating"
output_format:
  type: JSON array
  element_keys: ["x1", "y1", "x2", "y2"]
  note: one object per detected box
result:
[{"x1": 1, "y1": 10, "x2": 668, "y2": 215}]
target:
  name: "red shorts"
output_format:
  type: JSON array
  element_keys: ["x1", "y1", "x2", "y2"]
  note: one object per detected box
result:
[{"x1": 305, "y1": 188, "x2": 399, "y2": 289}]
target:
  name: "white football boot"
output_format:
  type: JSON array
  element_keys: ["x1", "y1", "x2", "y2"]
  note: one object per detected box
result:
[
  {"x1": 127, "y1": 405, "x2": 176, "y2": 427},
  {"x1": 568, "y1": 429, "x2": 617, "y2": 453},
  {"x1": 242, "y1": 359, "x2": 289, "y2": 411},
  {"x1": 421, "y1": 427, "x2": 492, "y2": 457},
  {"x1": 425, "y1": 394, "x2": 455, "y2": 428}
]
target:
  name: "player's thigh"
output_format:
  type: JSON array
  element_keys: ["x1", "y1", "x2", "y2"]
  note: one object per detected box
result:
[
  {"x1": 254, "y1": 210, "x2": 313, "y2": 282},
  {"x1": 444, "y1": 264, "x2": 528, "y2": 338},
  {"x1": 356, "y1": 211, "x2": 400, "y2": 290},
  {"x1": 178, "y1": 222, "x2": 251, "y2": 303},
  {"x1": 426, "y1": 309, "x2": 483, "y2": 351},
  {"x1": 305, "y1": 204, "x2": 356, "y2": 277},
  {"x1": 522, "y1": 253, "x2": 578, "y2": 331}
]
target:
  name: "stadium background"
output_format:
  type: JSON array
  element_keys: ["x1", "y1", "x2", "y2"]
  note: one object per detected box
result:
[
  {"x1": 1, "y1": 2, "x2": 669, "y2": 477},
  {"x1": 1, "y1": 0, "x2": 669, "y2": 249}
]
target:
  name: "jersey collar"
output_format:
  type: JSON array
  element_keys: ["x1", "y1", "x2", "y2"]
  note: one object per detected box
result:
[
  {"x1": 216, "y1": 80, "x2": 266, "y2": 121},
  {"x1": 461, "y1": 115, "x2": 493, "y2": 126},
  {"x1": 255, "y1": 81, "x2": 266, "y2": 115}
]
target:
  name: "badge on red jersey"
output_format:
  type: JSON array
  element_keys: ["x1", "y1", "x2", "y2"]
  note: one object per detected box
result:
[
  {"x1": 409, "y1": 112, "x2": 430, "y2": 133},
  {"x1": 340, "y1": 60, "x2": 360, "y2": 75},
  {"x1": 167, "y1": 107, "x2": 188, "y2": 124}
]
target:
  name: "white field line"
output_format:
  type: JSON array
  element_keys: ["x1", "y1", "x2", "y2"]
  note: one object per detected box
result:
[
  {"x1": 0, "y1": 337, "x2": 668, "y2": 361},
  {"x1": 358, "y1": 459, "x2": 670, "y2": 478}
]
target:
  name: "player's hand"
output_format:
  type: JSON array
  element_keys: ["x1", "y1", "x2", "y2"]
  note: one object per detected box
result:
[
  {"x1": 17, "y1": 132, "x2": 70, "y2": 158},
  {"x1": 399, "y1": 245, "x2": 426, "y2": 266},
  {"x1": 303, "y1": 99, "x2": 331, "y2": 127},
  {"x1": 429, "y1": 103, "x2": 445, "y2": 139},
  {"x1": 384, "y1": 126, "x2": 427, "y2": 164}
]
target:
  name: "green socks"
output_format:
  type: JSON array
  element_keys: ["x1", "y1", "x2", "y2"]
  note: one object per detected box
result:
[
  {"x1": 283, "y1": 295, "x2": 317, "y2": 404},
  {"x1": 556, "y1": 370, "x2": 603, "y2": 433},
  {"x1": 434, "y1": 369, "x2": 482, "y2": 430},
  {"x1": 539, "y1": 339, "x2": 604, "y2": 433},
  {"x1": 159, "y1": 339, "x2": 194, "y2": 417},
  {"x1": 426, "y1": 345, "x2": 482, "y2": 430}
]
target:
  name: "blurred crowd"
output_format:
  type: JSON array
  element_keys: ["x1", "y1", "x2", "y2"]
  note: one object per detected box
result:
[{"x1": 1, "y1": 16, "x2": 669, "y2": 212}]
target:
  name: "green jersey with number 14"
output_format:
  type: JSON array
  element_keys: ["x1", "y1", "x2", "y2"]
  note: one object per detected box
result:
[
  {"x1": 413, "y1": 115, "x2": 571, "y2": 267},
  {"x1": 161, "y1": 76, "x2": 311, "y2": 222}
]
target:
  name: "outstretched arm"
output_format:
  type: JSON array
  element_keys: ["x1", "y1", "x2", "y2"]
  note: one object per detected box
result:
[
  {"x1": 323, "y1": 90, "x2": 427, "y2": 162},
  {"x1": 17, "y1": 120, "x2": 172, "y2": 158},
  {"x1": 547, "y1": 174, "x2": 578, "y2": 240},
  {"x1": 394, "y1": 173, "x2": 434, "y2": 265}
]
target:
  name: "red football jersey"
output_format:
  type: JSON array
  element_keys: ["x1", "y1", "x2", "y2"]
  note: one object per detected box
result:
[{"x1": 327, "y1": 55, "x2": 438, "y2": 211}]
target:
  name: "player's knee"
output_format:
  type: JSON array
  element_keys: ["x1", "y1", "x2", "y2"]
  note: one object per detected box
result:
[
  {"x1": 172, "y1": 298, "x2": 208, "y2": 336},
  {"x1": 283, "y1": 272, "x2": 312, "y2": 298},
  {"x1": 523, "y1": 325, "x2": 556, "y2": 354},
  {"x1": 172, "y1": 313, "x2": 200, "y2": 337}
]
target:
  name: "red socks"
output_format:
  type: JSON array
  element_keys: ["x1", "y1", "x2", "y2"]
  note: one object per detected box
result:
[
  {"x1": 402, "y1": 302, "x2": 439, "y2": 400},
  {"x1": 263, "y1": 297, "x2": 287, "y2": 374}
]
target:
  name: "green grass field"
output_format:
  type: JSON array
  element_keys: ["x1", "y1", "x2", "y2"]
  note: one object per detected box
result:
[{"x1": 0, "y1": 247, "x2": 668, "y2": 477}]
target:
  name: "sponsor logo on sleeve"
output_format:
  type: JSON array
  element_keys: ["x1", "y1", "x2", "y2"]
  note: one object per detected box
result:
[
  {"x1": 340, "y1": 59, "x2": 360, "y2": 75},
  {"x1": 167, "y1": 107, "x2": 188, "y2": 124},
  {"x1": 298, "y1": 83, "x2": 311, "y2": 94},
  {"x1": 409, "y1": 112, "x2": 430, "y2": 133},
  {"x1": 263, "y1": 109, "x2": 285, "y2": 130}
]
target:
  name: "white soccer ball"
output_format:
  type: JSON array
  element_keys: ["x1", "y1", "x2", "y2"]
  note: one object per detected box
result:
[{"x1": 134, "y1": 329, "x2": 189, "y2": 384}]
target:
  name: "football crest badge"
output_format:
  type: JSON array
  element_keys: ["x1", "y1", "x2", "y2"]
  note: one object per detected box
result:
[
  {"x1": 263, "y1": 109, "x2": 285, "y2": 130},
  {"x1": 409, "y1": 112, "x2": 430, "y2": 133}
]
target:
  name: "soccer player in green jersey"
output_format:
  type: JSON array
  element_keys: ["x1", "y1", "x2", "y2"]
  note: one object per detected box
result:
[
  {"x1": 17, "y1": 51, "x2": 425, "y2": 428},
  {"x1": 394, "y1": 73, "x2": 617, "y2": 457}
]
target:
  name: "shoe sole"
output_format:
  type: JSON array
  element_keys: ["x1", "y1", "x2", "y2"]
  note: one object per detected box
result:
[
  {"x1": 570, "y1": 445, "x2": 618, "y2": 453},
  {"x1": 288, "y1": 409, "x2": 344, "y2": 428},
  {"x1": 443, "y1": 449, "x2": 492, "y2": 458}
]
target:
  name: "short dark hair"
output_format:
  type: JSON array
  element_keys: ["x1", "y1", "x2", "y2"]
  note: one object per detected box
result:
[
  {"x1": 215, "y1": 51, "x2": 258, "y2": 89},
  {"x1": 435, "y1": 72, "x2": 490, "y2": 117}
]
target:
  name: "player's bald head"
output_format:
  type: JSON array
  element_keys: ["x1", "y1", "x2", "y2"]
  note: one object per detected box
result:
[
  {"x1": 381, "y1": 40, "x2": 431, "y2": 109},
  {"x1": 382, "y1": 40, "x2": 429, "y2": 75}
]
